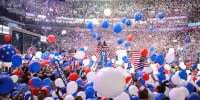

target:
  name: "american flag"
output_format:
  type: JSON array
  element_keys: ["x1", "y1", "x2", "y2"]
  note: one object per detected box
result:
[
  {"x1": 62, "y1": 53, "x2": 75, "y2": 61},
  {"x1": 26, "y1": 46, "x2": 37, "y2": 55},
  {"x1": 127, "y1": 51, "x2": 149, "y2": 70},
  {"x1": 95, "y1": 46, "x2": 110, "y2": 59}
]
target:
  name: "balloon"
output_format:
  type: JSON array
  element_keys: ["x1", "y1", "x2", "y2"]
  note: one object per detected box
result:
[
  {"x1": 92, "y1": 33, "x2": 97, "y2": 38},
  {"x1": 13, "y1": 70, "x2": 20, "y2": 76},
  {"x1": 101, "y1": 20, "x2": 110, "y2": 29},
  {"x1": 125, "y1": 76, "x2": 131, "y2": 84},
  {"x1": 192, "y1": 64, "x2": 197, "y2": 69},
  {"x1": 184, "y1": 83, "x2": 194, "y2": 94},
  {"x1": 128, "y1": 85, "x2": 138, "y2": 96},
  {"x1": 179, "y1": 70, "x2": 187, "y2": 79},
  {"x1": 122, "y1": 56, "x2": 128, "y2": 63},
  {"x1": 66, "y1": 67, "x2": 71, "y2": 71},
  {"x1": 96, "y1": 35, "x2": 101, "y2": 41},
  {"x1": 141, "y1": 49, "x2": 148, "y2": 56},
  {"x1": 117, "y1": 37, "x2": 124, "y2": 44},
  {"x1": 16, "y1": 49, "x2": 20, "y2": 54},
  {"x1": 155, "y1": 93, "x2": 165, "y2": 100},
  {"x1": 158, "y1": 66, "x2": 165, "y2": 73},
  {"x1": 150, "y1": 47, "x2": 154, "y2": 51},
  {"x1": 44, "y1": 97, "x2": 54, "y2": 100},
  {"x1": 185, "y1": 37, "x2": 190, "y2": 43},
  {"x1": 0, "y1": 44, "x2": 16, "y2": 62},
  {"x1": 93, "y1": 68, "x2": 126, "y2": 98},
  {"x1": 69, "y1": 73, "x2": 79, "y2": 81},
  {"x1": 124, "y1": 41, "x2": 130, "y2": 47},
  {"x1": 166, "y1": 53, "x2": 175, "y2": 64},
  {"x1": 29, "y1": 61, "x2": 41, "y2": 73},
  {"x1": 32, "y1": 77, "x2": 42, "y2": 88},
  {"x1": 77, "y1": 91, "x2": 86, "y2": 100},
  {"x1": 47, "y1": 35, "x2": 55, "y2": 42},
  {"x1": 169, "y1": 88, "x2": 185, "y2": 100},
  {"x1": 113, "y1": 23, "x2": 123, "y2": 33},
  {"x1": 91, "y1": 56, "x2": 97, "y2": 62},
  {"x1": 121, "y1": 17, "x2": 127, "y2": 23},
  {"x1": 106, "y1": 62, "x2": 112, "y2": 67},
  {"x1": 85, "y1": 86, "x2": 95, "y2": 98},
  {"x1": 74, "y1": 51, "x2": 85, "y2": 59},
  {"x1": 87, "y1": 72, "x2": 96, "y2": 82},
  {"x1": 134, "y1": 12, "x2": 143, "y2": 21},
  {"x1": 52, "y1": 90, "x2": 62, "y2": 98},
  {"x1": 186, "y1": 62, "x2": 192, "y2": 67},
  {"x1": 64, "y1": 95, "x2": 74, "y2": 100},
  {"x1": 43, "y1": 78, "x2": 51, "y2": 86},
  {"x1": 32, "y1": 88, "x2": 40, "y2": 96},
  {"x1": 114, "y1": 92, "x2": 130, "y2": 100},
  {"x1": 127, "y1": 35, "x2": 133, "y2": 41},
  {"x1": 11, "y1": 55, "x2": 22, "y2": 67},
  {"x1": 0, "y1": 75, "x2": 14, "y2": 94},
  {"x1": 41, "y1": 87, "x2": 49, "y2": 96},
  {"x1": 77, "y1": 27, "x2": 80, "y2": 31},
  {"x1": 87, "y1": 22, "x2": 94, "y2": 30},
  {"x1": 104, "y1": 8, "x2": 111, "y2": 16},
  {"x1": 143, "y1": 67, "x2": 152, "y2": 74},
  {"x1": 85, "y1": 68, "x2": 91, "y2": 74},
  {"x1": 12, "y1": 91, "x2": 19, "y2": 98},
  {"x1": 138, "y1": 78, "x2": 145, "y2": 86},
  {"x1": 156, "y1": 55, "x2": 164, "y2": 65},
  {"x1": 80, "y1": 47, "x2": 85, "y2": 51},
  {"x1": 142, "y1": 73, "x2": 149, "y2": 81},
  {"x1": 83, "y1": 59, "x2": 90, "y2": 66},
  {"x1": 67, "y1": 81, "x2": 78, "y2": 95},
  {"x1": 149, "y1": 26, "x2": 154, "y2": 31},
  {"x1": 76, "y1": 78, "x2": 83, "y2": 86},
  {"x1": 132, "y1": 96, "x2": 140, "y2": 100},
  {"x1": 187, "y1": 92, "x2": 200, "y2": 100},
  {"x1": 157, "y1": 12, "x2": 165, "y2": 19},
  {"x1": 28, "y1": 79, "x2": 33, "y2": 87},
  {"x1": 45, "y1": 86, "x2": 51, "y2": 93},
  {"x1": 126, "y1": 19, "x2": 132, "y2": 26},
  {"x1": 11, "y1": 75, "x2": 18, "y2": 83},
  {"x1": 150, "y1": 54, "x2": 157, "y2": 61},
  {"x1": 4, "y1": 35, "x2": 10, "y2": 42},
  {"x1": 55, "y1": 78, "x2": 65, "y2": 88}
]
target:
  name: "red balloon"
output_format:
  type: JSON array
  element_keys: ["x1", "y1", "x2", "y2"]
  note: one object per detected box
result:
[
  {"x1": 76, "y1": 27, "x2": 80, "y2": 31},
  {"x1": 164, "y1": 69, "x2": 169, "y2": 74},
  {"x1": 141, "y1": 49, "x2": 148, "y2": 56},
  {"x1": 192, "y1": 77, "x2": 197, "y2": 82},
  {"x1": 13, "y1": 70, "x2": 20, "y2": 76},
  {"x1": 66, "y1": 67, "x2": 71, "y2": 71},
  {"x1": 142, "y1": 73, "x2": 149, "y2": 81},
  {"x1": 101, "y1": 97, "x2": 107, "y2": 100},
  {"x1": 28, "y1": 79, "x2": 33, "y2": 87},
  {"x1": 47, "y1": 35, "x2": 55, "y2": 42},
  {"x1": 75, "y1": 61, "x2": 79, "y2": 68},
  {"x1": 32, "y1": 88, "x2": 40, "y2": 96},
  {"x1": 53, "y1": 66, "x2": 56, "y2": 70},
  {"x1": 125, "y1": 76, "x2": 132, "y2": 84},
  {"x1": 82, "y1": 56, "x2": 88, "y2": 60},
  {"x1": 95, "y1": 45, "x2": 97, "y2": 48},
  {"x1": 48, "y1": 56, "x2": 51, "y2": 60},
  {"x1": 41, "y1": 62, "x2": 45, "y2": 67},
  {"x1": 4, "y1": 35, "x2": 10, "y2": 42},
  {"x1": 16, "y1": 50, "x2": 20, "y2": 54},
  {"x1": 127, "y1": 35, "x2": 133, "y2": 41},
  {"x1": 69, "y1": 73, "x2": 79, "y2": 81},
  {"x1": 41, "y1": 87, "x2": 49, "y2": 96},
  {"x1": 186, "y1": 62, "x2": 192, "y2": 67},
  {"x1": 195, "y1": 69, "x2": 198, "y2": 74},
  {"x1": 85, "y1": 68, "x2": 91, "y2": 74},
  {"x1": 82, "y1": 81, "x2": 87, "y2": 86}
]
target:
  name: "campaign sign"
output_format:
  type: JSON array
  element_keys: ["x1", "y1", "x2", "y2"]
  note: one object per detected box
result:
[{"x1": 101, "y1": 50, "x2": 107, "y2": 68}]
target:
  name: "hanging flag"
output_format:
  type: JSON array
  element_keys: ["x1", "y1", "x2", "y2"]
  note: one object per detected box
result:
[
  {"x1": 62, "y1": 53, "x2": 75, "y2": 61},
  {"x1": 26, "y1": 46, "x2": 37, "y2": 55}
]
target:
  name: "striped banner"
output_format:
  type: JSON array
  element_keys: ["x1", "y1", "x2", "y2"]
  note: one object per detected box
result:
[
  {"x1": 62, "y1": 53, "x2": 75, "y2": 61},
  {"x1": 26, "y1": 46, "x2": 37, "y2": 55}
]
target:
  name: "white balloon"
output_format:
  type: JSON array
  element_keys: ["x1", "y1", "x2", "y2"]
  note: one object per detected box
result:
[
  {"x1": 177, "y1": 80, "x2": 186, "y2": 87},
  {"x1": 77, "y1": 91, "x2": 86, "y2": 100},
  {"x1": 166, "y1": 53, "x2": 175, "y2": 64},
  {"x1": 92, "y1": 56, "x2": 97, "y2": 62},
  {"x1": 113, "y1": 92, "x2": 130, "y2": 100},
  {"x1": 171, "y1": 72, "x2": 181, "y2": 86},
  {"x1": 55, "y1": 78, "x2": 65, "y2": 88},
  {"x1": 44, "y1": 97, "x2": 54, "y2": 100},
  {"x1": 35, "y1": 51, "x2": 42, "y2": 59},
  {"x1": 143, "y1": 67, "x2": 152, "y2": 73},
  {"x1": 179, "y1": 62, "x2": 186, "y2": 69},
  {"x1": 169, "y1": 88, "x2": 186, "y2": 100},
  {"x1": 83, "y1": 59, "x2": 90, "y2": 66},
  {"x1": 64, "y1": 95, "x2": 74, "y2": 100},
  {"x1": 74, "y1": 51, "x2": 85, "y2": 59},
  {"x1": 87, "y1": 72, "x2": 96, "y2": 82},
  {"x1": 128, "y1": 85, "x2": 138, "y2": 96},
  {"x1": 93, "y1": 68, "x2": 126, "y2": 98},
  {"x1": 67, "y1": 81, "x2": 78, "y2": 95},
  {"x1": 104, "y1": 8, "x2": 111, "y2": 16},
  {"x1": 11, "y1": 75, "x2": 18, "y2": 83},
  {"x1": 179, "y1": 87, "x2": 189, "y2": 97},
  {"x1": 28, "y1": 96, "x2": 38, "y2": 100},
  {"x1": 168, "y1": 48, "x2": 175, "y2": 53},
  {"x1": 164, "y1": 64, "x2": 170, "y2": 70},
  {"x1": 52, "y1": 90, "x2": 62, "y2": 97},
  {"x1": 198, "y1": 64, "x2": 200, "y2": 70},
  {"x1": 84, "y1": 46, "x2": 88, "y2": 51}
]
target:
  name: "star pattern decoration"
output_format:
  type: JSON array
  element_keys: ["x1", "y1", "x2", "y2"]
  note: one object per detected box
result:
[
  {"x1": 2, "y1": 56, "x2": 4, "y2": 58},
  {"x1": 6, "y1": 51, "x2": 9, "y2": 55},
  {"x1": 12, "y1": 51, "x2": 14, "y2": 54},
  {"x1": 8, "y1": 46, "x2": 11, "y2": 49},
  {"x1": 3, "y1": 48, "x2": 5, "y2": 51}
]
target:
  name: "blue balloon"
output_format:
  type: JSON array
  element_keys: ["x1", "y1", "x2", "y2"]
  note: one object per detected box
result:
[
  {"x1": 54, "y1": 51, "x2": 59, "y2": 56},
  {"x1": 78, "y1": 60, "x2": 83, "y2": 66},
  {"x1": 85, "y1": 86, "x2": 95, "y2": 98},
  {"x1": 157, "y1": 73, "x2": 166, "y2": 82},
  {"x1": 158, "y1": 66, "x2": 165, "y2": 73},
  {"x1": 18, "y1": 83, "x2": 28, "y2": 94},
  {"x1": 12, "y1": 91, "x2": 19, "y2": 97},
  {"x1": 101, "y1": 20, "x2": 110, "y2": 29},
  {"x1": 51, "y1": 51, "x2": 54, "y2": 55},
  {"x1": 96, "y1": 35, "x2": 101, "y2": 40},
  {"x1": 29, "y1": 61, "x2": 41, "y2": 73},
  {"x1": 121, "y1": 17, "x2": 127, "y2": 23},
  {"x1": 132, "y1": 96, "x2": 140, "y2": 100},
  {"x1": 43, "y1": 78, "x2": 51, "y2": 86},
  {"x1": 185, "y1": 37, "x2": 190, "y2": 43},
  {"x1": 60, "y1": 87, "x2": 66, "y2": 94},
  {"x1": 124, "y1": 41, "x2": 130, "y2": 47},
  {"x1": 80, "y1": 47, "x2": 85, "y2": 51},
  {"x1": 187, "y1": 92, "x2": 200, "y2": 100},
  {"x1": 133, "y1": 72, "x2": 139, "y2": 79},
  {"x1": 186, "y1": 46, "x2": 190, "y2": 49},
  {"x1": 76, "y1": 78, "x2": 83, "y2": 86},
  {"x1": 92, "y1": 33, "x2": 97, "y2": 38},
  {"x1": 156, "y1": 55, "x2": 164, "y2": 65},
  {"x1": 45, "y1": 51, "x2": 50, "y2": 56},
  {"x1": 126, "y1": 19, "x2": 132, "y2": 26},
  {"x1": 149, "y1": 26, "x2": 154, "y2": 31},
  {"x1": 52, "y1": 70, "x2": 59, "y2": 76},
  {"x1": 25, "y1": 94, "x2": 31, "y2": 100},
  {"x1": 151, "y1": 54, "x2": 157, "y2": 61},
  {"x1": 32, "y1": 77, "x2": 42, "y2": 88},
  {"x1": 134, "y1": 12, "x2": 143, "y2": 21},
  {"x1": 45, "y1": 86, "x2": 51, "y2": 93},
  {"x1": 184, "y1": 83, "x2": 194, "y2": 94},
  {"x1": 87, "y1": 22, "x2": 94, "y2": 30},
  {"x1": 192, "y1": 64, "x2": 197, "y2": 69},
  {"x1": 98, "y1": 61, "x2": 101, "y2": 65},
  {"x1": 106, "y1": 62, "x2": 112, "y2": 67},
  {"x1": 122, "y1": 56, "x2": 129, "y2": 63},
  {"x1": 150, "y1": 47, "x2": 154, "y2": 51},
  {"x1": 84, "y1": 83, "x2": 93, "y2": 91},
  {"x1": 0, "y1": 44, "x2": 16, "y2": 62},
  {"x1": 117, "y1": 37, "x2": 124, "y2": 44},
  {"x1": 61, "y1": 53, "x2": 66, "y2": 57},
  {"x1": 11, "y1": 64, "x2": 16, "y2": 69},
  {"x1": 25, "y1": 54, "x2": 31, "y2": 60},
  {"x1": 0, "y1": 75, "x2": 14, "y2": 94},
  {"x1": 138, "y1": 78, "x2": 145, "y2": 86},
  {"x1": 155, "y1": 93, "x2": 165, "y2": 100},
  {"x1": 175, "y1": 60, "x2": 179, "y2": 63},
  {"x1": 157, "y1": 12, "x2": 165, "y2": 19},
  {"x1": 179, "y1": 70, "x2": 187, "y2": 79},
  {"x1": 11, "y1": 55, "x2": 22, "y2": 67},
  {"x1": 196, "y1": 80, "x2": 200, "y2": 87},
  {"x1": 113, "y1": 23, "x2": 123, "y2": 33}
]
